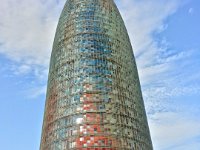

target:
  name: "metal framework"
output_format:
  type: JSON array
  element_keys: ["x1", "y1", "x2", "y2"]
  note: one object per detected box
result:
[{"x1": 40, "y1": 0, "x2": 153, "y2": 149}]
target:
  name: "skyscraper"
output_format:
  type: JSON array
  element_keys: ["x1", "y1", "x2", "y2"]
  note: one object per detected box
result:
[{"x1": 40, "y1": 0, "x2": 153, "y2": 149}]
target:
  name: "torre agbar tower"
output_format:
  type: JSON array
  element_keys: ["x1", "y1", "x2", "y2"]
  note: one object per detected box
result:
[{"x1": 40, "y1": 0, "x2": 153, "y2": 149}]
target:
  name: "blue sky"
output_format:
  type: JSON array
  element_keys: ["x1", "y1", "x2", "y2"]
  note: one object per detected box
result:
[{"x1": 0, "y1": 0, "x2": 200, "y2": 149}]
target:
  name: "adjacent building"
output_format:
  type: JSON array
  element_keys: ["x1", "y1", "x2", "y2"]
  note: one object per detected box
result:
[{"x1": 40, "y1": 0, "x2": 153, "y2": 149}]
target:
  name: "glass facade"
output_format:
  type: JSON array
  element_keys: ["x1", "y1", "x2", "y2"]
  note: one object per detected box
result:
[{"x1": 40, "y1": 0, "x2": 153, "y2": 149}]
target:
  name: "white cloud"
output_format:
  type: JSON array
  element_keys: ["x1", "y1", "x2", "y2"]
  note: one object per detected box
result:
[
  {"x1": 117, "y1": 0, "x2": 200, "y2": 106},
  {"x1": 0, "y1": 0, "x2": 64, "y2": 96},
  {"x1": 172, "y1": 140, "x2": 200, "y2": 150},
  {"x1": 149, "y1": 111, "x2": 200, "y2": 150},
  {"x1": 13, "y1": 64, "x2": 32, "y2": 75},
  {"x1": 116, "y1": 0, "x2": 182, "y2": 84},
  {"x1": 117, "y1": 0, "x2": 178, "y2": 52},
  {"x1": 189, "y1": 8, "x2": 194, "y2": 14},
  {"x1": 0, "y1": 0, "x2": 64, "y2": 66},
  {"x1": 27, "y1": 85, "x2": 47, "y2": 99}
]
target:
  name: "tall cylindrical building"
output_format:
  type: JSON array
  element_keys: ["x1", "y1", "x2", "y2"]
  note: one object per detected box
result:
[{"x1": 40, "y1": 0, "x2": 153, "y2": 149}]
